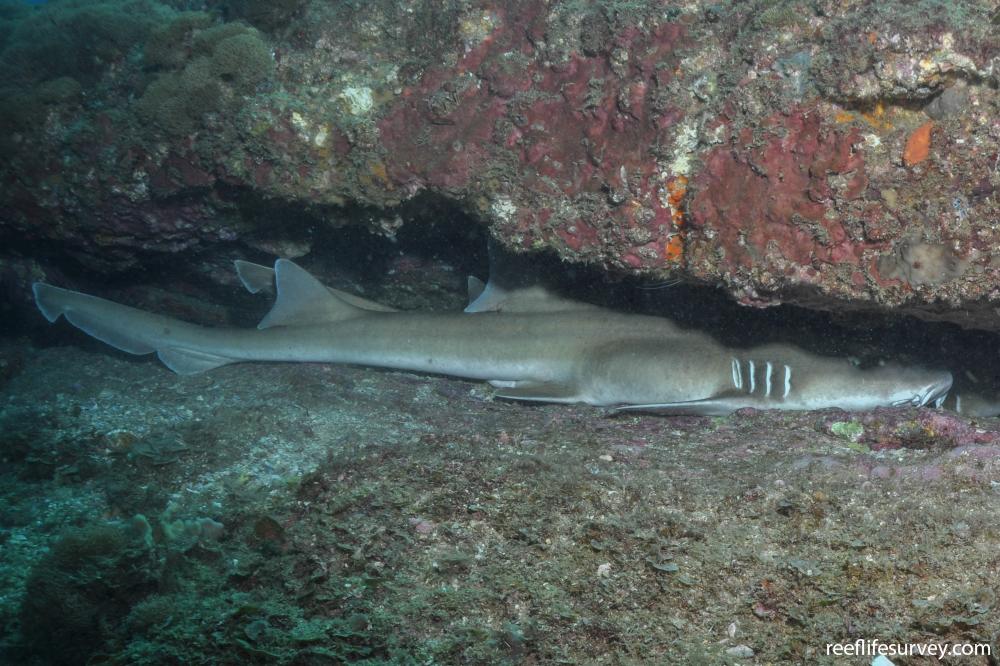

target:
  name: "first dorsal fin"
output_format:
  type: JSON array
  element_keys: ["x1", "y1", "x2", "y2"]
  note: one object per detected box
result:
[
  {"x1": 257, "y1": 259, "x2": 366, "y2": 329},
  {"x1": 238, "y1": 258, "x2": 398, "y2": 313}
]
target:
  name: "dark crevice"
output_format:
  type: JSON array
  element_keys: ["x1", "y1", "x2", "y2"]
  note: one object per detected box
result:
[{"x1": 8, "y1": 194, "x2": 1000, "y2": 404}]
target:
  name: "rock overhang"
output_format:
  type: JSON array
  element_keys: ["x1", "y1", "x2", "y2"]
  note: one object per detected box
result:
[{"x1": 2, "y1": 0, "x2": 999, "y2": 330}]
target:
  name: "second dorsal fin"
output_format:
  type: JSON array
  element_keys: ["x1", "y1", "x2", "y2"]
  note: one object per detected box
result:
[
  {"x1": 464, "y1": 238, "x2": 596, "y2": 313},
  {"x1": 257, "y1": 259, "x2": 366, "y2": 329}
]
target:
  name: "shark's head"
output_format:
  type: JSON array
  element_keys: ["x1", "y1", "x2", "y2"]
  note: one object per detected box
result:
[{"x1": 861, "y1": 364, "x2": 953, "y2": 410}]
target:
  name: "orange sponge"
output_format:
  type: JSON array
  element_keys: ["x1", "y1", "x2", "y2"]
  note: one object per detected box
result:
[{"x1": 903, "y1": 121, "x2": 933, "y2": 166}]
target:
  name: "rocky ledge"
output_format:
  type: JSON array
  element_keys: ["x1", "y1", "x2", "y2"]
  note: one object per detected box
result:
[{"x1": 1, "y1": 1, "x2": 998, "y2": 328}]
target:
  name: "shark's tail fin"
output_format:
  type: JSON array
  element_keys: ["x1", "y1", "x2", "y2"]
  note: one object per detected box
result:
[{"x1": 32, "y1": 282, "x2": 235, "y2": 374}]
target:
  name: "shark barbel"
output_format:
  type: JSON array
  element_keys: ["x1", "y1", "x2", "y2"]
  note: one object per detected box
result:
[{"x1": 32, "y1": 258, "x2": 953, "y2": 415}]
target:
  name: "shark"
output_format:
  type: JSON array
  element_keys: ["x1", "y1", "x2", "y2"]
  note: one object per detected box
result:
[{"x1": 32, "y1": 257, "x2": 954, "y2": 416}]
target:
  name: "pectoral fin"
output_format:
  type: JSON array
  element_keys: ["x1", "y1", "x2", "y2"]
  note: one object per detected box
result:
[
  {"x1": 157, "y1": 347, "x2": 233, "y2": 374},
  {"x1": 493, "y1": 380, "x2": 580, "y2": 403},
  {"x1": 615, "y1": 391, "x2": 749, "y2": 416}
]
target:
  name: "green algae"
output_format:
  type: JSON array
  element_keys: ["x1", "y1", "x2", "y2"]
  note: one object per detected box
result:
[{"x1": 830, "y1": 420, "x2": 865, "y2": 443}]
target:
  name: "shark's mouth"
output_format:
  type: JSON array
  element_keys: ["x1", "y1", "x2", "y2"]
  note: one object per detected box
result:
[{"x1": 891, "y1": 379, "x2": 953, "y2": 409}]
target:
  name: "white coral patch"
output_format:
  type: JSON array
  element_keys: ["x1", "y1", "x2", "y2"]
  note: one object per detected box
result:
[
  {"x1": 669, "y1": 120, "x2": 699, "y2": 176},
  {"x1": 313, "y1": 125, "x2": 329, "y2": 148},
  {"x1": 490, "y1": 195, "x2": 517, "y2": 223},
  {"x1": 340, "y1": 86, "x2": 374, "y2": 116},
  {"x1": 290, "y1": 111, "x2": 329, "y2": 148}
]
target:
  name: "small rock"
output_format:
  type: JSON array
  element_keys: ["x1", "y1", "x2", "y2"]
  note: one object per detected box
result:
[
  {"x1": 409, "y1": 517, "x2": 436, "y2": 534},
  {"x1": 924, "y1": 81, "x2": 968, "y2": 120},
  {"x1": 950, "y1": 521, "x2": 971, "y2": 539},
  {"x1": 252, "y1": 515, "x2": 285, "y2": 546},
  {"x1": 725, "y1": 645, "x2": 754, "y2": 658},
  {"x1": 870, "y1": 465, "x2": 893, "y2": 479}
]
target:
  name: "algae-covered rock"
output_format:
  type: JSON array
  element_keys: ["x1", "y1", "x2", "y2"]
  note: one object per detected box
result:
[
  {"x1": 221, "y1": 0, "x2": 308, "y2": 32},
  {"x1": 135, "y1": 20, "x2": 271, "y2": 135},
  {"x1": 0, "y1": 0, "x2": 167, "y2": 87},
  {"x1": 19, "y1": 521, "x2": 161, "y2": 665},
  {"x1": 209, "y1": 31, "x2": 273, "y2": 91},
  {"x1": 135, "y1": 61, "x2": 223, "y2": 136},
  {"x1": 143, "y1": 11, "x2": 215, "y2": 70},
  {"x1": 830, "y1": 421, "x2": 865, "y2": 443},
  {"x1": 4, "y1": 0, "x2": 1000, "y2": 332}
]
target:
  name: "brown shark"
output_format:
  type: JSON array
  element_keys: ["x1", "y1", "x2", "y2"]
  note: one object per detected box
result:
[{"x1": 32, "y1": 259, "x2": 953, "y2": 415}]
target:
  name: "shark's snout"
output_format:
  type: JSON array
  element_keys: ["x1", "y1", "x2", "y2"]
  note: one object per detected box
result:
[
  {"x1": 891, "y1": 371, "x2": 952, "y2": 408},
  {"x1": 925, "y1": 373, "x2": 953, "y2": 407}
]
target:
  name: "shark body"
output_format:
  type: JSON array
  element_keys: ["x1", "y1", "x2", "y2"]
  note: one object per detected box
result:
[{"x1": 32, "y1": 258, "x2": 953, "y2": 415}]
